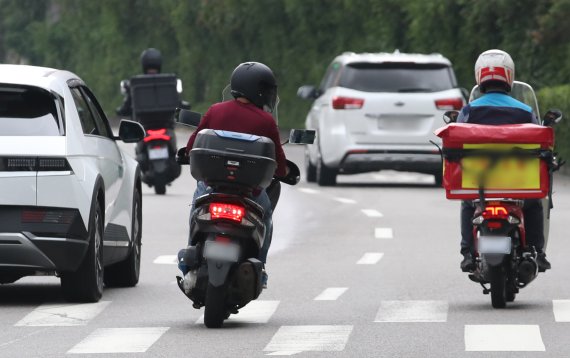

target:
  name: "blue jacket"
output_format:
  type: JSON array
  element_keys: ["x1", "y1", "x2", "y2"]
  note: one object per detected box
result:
[{"x1": 457, "y1": 91, "x2": 537, "y2": 125}]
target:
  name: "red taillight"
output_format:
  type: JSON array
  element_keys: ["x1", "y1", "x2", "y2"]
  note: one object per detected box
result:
[
  {"x1": 487, "y1": 221, "x2": 503, "y2": 229},
  {"x1": 483, "y1": 206, "x2": 509, "y2": 219},
  {"x1": 332, "y1": 96, "x2": 364, "y2": 110},
  {"x1": 144, "y1": 128, "x2": 171, "y2": 143},
  {"x1": 209, "y1": 203, "x2": 245, "y2": 222},
  {"x1": 435, "y1": 98, "x2": 463, "y2": 110},
  {"x1": 21, "y1": 210, "x2": 75, "y2": 224}
]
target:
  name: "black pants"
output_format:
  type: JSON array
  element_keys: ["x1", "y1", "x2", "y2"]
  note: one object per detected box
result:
[{"x1": 460, "y1": 199, "x2": 544, "y2": 254}]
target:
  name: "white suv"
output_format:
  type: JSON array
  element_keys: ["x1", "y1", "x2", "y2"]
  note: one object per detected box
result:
[
  {"x1": 298, "y1": 51, "x2": 466, "y2": 186},
  {"x1": 0, "y1": 65, "x2": 145, "y2": 302}
]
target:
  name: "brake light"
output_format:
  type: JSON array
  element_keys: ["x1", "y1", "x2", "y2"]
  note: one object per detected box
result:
[
  {"x1": 487, "y1": 221, "x2": 503, "y2": 229},
  {"x1": 144, "y1": 128, "x2": 171, "y2": 143},
  {"x1": 332, "y1": 96, "x2": 364, "y2": 110},
  {"x1": 209, "y1": 203, "x2": 245, "y2": 222},
  {"x1": 435, "y1": 98, "x2": 463, "y2": 110},
  {"x1": 22, "y1": 209, "x2": 75, "y2": 224},
  {"x1": 483, "y1": 206, "x2": 509, "y2": 219}
]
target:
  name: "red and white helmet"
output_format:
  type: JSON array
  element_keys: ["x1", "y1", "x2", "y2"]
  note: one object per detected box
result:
[{"x1": 474, "y1": 49, "x2": 515, "y2": 91}]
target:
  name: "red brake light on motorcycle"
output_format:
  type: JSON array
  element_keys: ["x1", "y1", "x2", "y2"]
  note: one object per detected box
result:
[
  {"x1": 483, "y1": 206, "x2": 509, "y2": 219},
  {"x1": 144, "y1": 128, "x2": 171, "y2": 142},
  {"x1": 332, "y1": 96, "x2": 364, "y2": 110},
  {"x1": 487, "y1": 221, "x2": 503, "y2": 229},
  {"x1": 215, "y1": 236, "x2": 231, "y2": 244},
  {"x1": 435, "y1": 98, "x2": 463, "y2": 110},
  {"x1": 209, "y1": 203, "x2": 245, "y2": 222}
]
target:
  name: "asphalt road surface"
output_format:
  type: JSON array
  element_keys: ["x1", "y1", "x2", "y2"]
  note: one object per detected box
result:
[{"x1": 1, "y1": 126, "x2": 570, "y2": 357}]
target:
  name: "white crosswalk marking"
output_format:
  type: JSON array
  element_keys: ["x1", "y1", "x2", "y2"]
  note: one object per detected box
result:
[
  {"x1": 298, "y1": 188, "x2": 320, "y2": 194},
  {"x1": 314, "y1": 287, "x2": 348, "y2": 301},
  {"x1": 333, "y1": 197, "x2": 357, "y2": 204},
  {"x1": 153, "y1": 255, "x2": 177, "y2": 264},
  {"x1": 15, "y1": 301, "x2": 110, "y2": 327},
  {"x1": 464, "y1": 325, "x2": 545, "y2": 351},
  {"x1": 553, "y1": 299, "x2": 570, "y2": 321},
  {"x1": 361, "y1": 209, "x2": 383, "y2": 217},
  {"x1": 67, "y1": 327, "x2": 169, "y2": 354},
  {"x1": 196, "y1": 300, "x2": 280, "y2": 324},
  {"x1": 374, "y1": 300, "x2": 448, "y2": 322},
  {"x1": 374, "y1": 227, "x2": 393, "y2": 239},
  {"x1": 357, "y1": 252, "x2": 384, "y2": 265},
  {"x1": 264, "y1": 325, "x2": 353, "y2": 354}
]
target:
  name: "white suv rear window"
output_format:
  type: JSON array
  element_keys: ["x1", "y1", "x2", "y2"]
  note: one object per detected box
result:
[
  {"x1": 0, "y1": 85, "x2": 63, "y2": 136},
  {"x1": 339, "y1": 62, "x2": 457, "y2": 93}
]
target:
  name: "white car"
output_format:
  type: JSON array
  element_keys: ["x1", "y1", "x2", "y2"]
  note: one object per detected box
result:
[
  {"x1": 298, "y1": 51, "x2": 466, "y2": 186},
  {"x1": 0, "y1": 65, "x2": 146, "y2": 302}
]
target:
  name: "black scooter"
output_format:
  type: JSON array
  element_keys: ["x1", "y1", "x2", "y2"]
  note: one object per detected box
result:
[{"x1": 175, "y1": 109, "x2": 315, "y2": 328}]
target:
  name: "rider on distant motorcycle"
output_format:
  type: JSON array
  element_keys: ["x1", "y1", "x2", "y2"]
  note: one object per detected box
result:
[
  {"x1": 458, "y1": 49, "x2": 551, "y2": 273},
  {"x1": 179, "y1": 62, "x2": 288, "y2": 287}
]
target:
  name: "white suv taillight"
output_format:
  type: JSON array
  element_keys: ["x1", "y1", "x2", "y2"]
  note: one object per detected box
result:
[
  {"x1": 332, "y1": 96, "x2": 364, "y2": 110},
  {"x1": 435, "y1": 98, "x2": 463, "y2": 110}
]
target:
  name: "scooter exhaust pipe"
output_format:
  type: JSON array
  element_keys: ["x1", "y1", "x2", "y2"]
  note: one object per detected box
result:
[{"x1": 518, "y1": 256, "x2": 538, "y2": 285}]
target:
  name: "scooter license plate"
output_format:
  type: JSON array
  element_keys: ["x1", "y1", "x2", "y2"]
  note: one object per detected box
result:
[
  {"x1": 478, "y1": 236, "x2": 511, "y2": 254},
  {"x1": 148, "y1": 147, "x2": 169, "y2": 160},
  {"x1": 203, "y1": 241, "x2": 240, "y2": 262}
]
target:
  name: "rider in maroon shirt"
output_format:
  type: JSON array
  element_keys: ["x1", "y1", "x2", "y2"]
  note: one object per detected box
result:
[{"x1": 185, "y1": 98, "x2": 287, "y2": 177}]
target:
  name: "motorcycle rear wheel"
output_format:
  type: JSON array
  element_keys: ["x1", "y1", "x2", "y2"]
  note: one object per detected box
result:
[
  {"x1": 204, "y1": 283, "x2": 227, "y2": 328},
  {"x1": 489, "y1": 265, "x2": 507, "y2": 308}
]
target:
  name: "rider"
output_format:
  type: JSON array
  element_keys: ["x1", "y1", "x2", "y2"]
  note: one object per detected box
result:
[
  {"x1": 458, "y1": 49, "x2": 551, "y2": 273},
  {"x1": 116, "y1": 48, "x2": 163, "y2": 118},
  {"x1": 179, "y1": 62, "x2": 288, "y2": 287}
]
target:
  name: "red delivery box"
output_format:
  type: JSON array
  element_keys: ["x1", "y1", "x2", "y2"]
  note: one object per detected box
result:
[{"x1": 434, "y1": 123, "x2": 554, "y2": 200}]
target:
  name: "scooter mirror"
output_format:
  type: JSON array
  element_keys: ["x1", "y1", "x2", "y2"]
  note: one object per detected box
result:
[
  {"x1": 543, "y1": 108, "x2": 563, "y2": 127},
  {"x1": 288, "y1": 129, "x2": 316, "y2": 144},
  {"x1": 443, "y1": 110, "x2": 460, "y2": 124},
  {"x1": 176, "y1": 108, "x2": 202, "y2": 128}
]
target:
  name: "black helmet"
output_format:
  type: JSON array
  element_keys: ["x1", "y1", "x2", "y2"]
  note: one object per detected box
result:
[
  {"x1": 140, "y1": 48, "x2": 162, "y2": 73},
  {"x1": 230, "y1": 62, "x2": 277, "y2": 112}
]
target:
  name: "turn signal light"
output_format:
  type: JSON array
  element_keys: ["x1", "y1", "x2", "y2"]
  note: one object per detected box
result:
[
  {"x1": 332, "y1": 96, "x2": 364, "y2": 110},
  {"x1": 435, "y1": 98, "x2": 463, "y2": 110},
  {"x1": 209, "y1": 203, "x2": 245, "y2": 222},
  {"x1": 144, "y1": 128, "x2": 171, "y2": 143}
]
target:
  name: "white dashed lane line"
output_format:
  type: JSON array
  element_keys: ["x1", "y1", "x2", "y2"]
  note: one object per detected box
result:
[
  {"x1": 67, "y1": 327, "x2": 169, "y2": 354},
  {"x1": 374, "y1": 300, "x2": 448, "y2": 322},
  {"x1": 314, "y1": 288, "x2": 348, "y2": 301},
  {"x1": 464, "y1": 325, "x2": 545, "y2": 352},
  {"x1": 264, "y1": 325, "x2": 353, "y2": 355},
  {"x1": 361, "y1": 209, "x2": 383, "y2": 218},
  {"x1": 374, "y1": 227, "x2": 393, "y2": 239},
  {"x1": 297, "y1": 188, "x2": 320, "y2": 195},
  {"x1": 196, "y1": 300, "x2": 280, "y2": 325},
  {"x1": 356, "y1": 252, "x2": 384, "y2": 265},
  {"x1": 333, "y1": 197, "x2": 357, "y2": 204},
  {"x1": 153, "y1": 255, "x2": 177, "y2": 264},
  {"x1": 15, "y1": 301, "x2": 111, "y2": 327},
  {"x1": 553, "y1": 299, "x2": 570, "y2": 321}
]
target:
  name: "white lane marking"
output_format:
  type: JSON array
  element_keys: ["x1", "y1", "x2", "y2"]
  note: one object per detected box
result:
[
  {"x1": 333, "y1": 197, "x2": 357, "y2": 204},
  {"x1": 357, "y1": 252, "x2": 384, "y2": 265},
  {"x1": 314, "y1": 287, "x2": 348, "y2": 301},
  {"x1": 374, "y1": 300, "x2": 448, "y2": 322},
  {"x1": 15, "y1": 301, "x2": 110, "y2": 327},
  {"x1": 264, "y1": 325, "x2": 353, "y2": 353},
  {"x1": 553, "y1": 299, "x2": 570, "y2": 321},
  {"x1": 196, "y1": 300, "x2": 279, "y2": 324},
  {"x1": 266, "y1": 351, "x2": 302, "y2": 356},
  {"x1": 374, "y1": 227, "x2": 393, "y2": 239},
  {"x1": 68, "y1": 327, "x2": 169, "y2": 354},
  {"x1": 153, "y1": 255, "x2": 177, "y2": 264},
  {"x1": 464, "y1": 325, "x2": 545, "y2": 351},
  {"x1": 361, "y1": 209, "x2": 383, "y2": 218},
  {"x1": 298, "y1": 188, "x2": 320, "y2": 194}
]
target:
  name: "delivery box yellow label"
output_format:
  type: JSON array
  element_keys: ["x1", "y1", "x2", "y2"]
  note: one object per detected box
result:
[{"x1": 461, "y1": 143, "x2": 540, "y2": 190}]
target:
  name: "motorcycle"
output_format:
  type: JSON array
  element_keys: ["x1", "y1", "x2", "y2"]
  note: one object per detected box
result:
[
  {"x1": 118, "y1": 74, "x2": 189, "y2": 194},
  {"x1": 438, "y1": 81, "x2": 563, "y2": 308},
  {"x1": 174, "y1": 109, "x2": 315, "y2": 327}
]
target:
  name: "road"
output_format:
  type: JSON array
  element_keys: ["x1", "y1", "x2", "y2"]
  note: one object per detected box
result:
[{"x1": 1, "y1": 126, "x2": 570, "y2": 357}]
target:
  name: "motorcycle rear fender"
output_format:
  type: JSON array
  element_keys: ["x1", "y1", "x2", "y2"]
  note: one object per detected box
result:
[
  {"x1": 207, "y1": 260, "x2": 233, "y2": 287},
  {"x1": 481, "y1": 253, "x2": 507, "y2": 267}
]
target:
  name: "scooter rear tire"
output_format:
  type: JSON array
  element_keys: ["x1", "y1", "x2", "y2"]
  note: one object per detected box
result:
[
  {"x1": 204, "y1": 283, "x2": 227, "y2": 328},
  {"x1": 489, "y1": 265, "x2": 507, "y2": 308}
]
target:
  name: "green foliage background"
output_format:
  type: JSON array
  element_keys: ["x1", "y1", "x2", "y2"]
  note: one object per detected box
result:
[{"x1": 1, "y1": 0, "x2": 570, "y2": 135}]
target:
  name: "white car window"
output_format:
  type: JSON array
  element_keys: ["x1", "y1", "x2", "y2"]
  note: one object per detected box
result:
[{"x1": 0, "y1": 85, "x2": 62, "y2": 136}]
